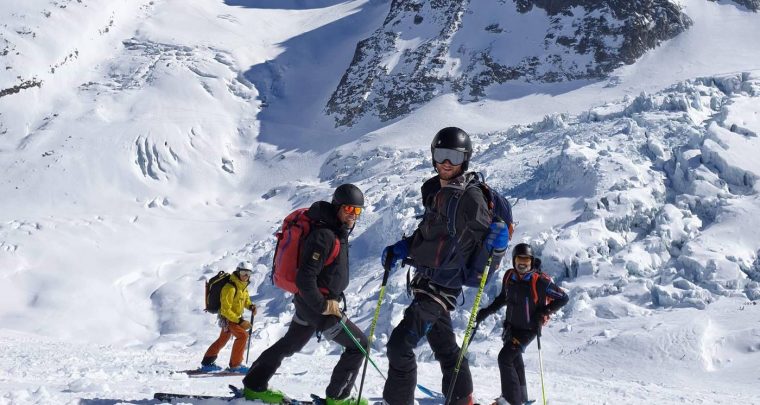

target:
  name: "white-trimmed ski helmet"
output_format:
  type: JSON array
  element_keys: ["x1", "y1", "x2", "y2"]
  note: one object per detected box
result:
[{"x1": 236, "y1": 261, "x2": 254, "y2": 272}]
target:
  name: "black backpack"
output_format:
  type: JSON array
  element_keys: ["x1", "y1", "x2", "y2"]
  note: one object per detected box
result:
[
  {"x1": 448, "y1": 174, "x2": 514, "y2": 287},
  {"x1": 205, "y1": 271, "x2": 236, "y2": 314}
]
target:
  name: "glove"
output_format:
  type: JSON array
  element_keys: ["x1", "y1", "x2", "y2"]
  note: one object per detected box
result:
[
  {"x1": 381, "y1": 239, "x2": 409, "y2": 271},
  {"x1": 249, "y1": 304, "x2": 257, "y2": 315},
  {"x1": 537, "y1": 309, "x2": 552, "y2": 327},
  {"x1": 239, "y1": 320, "x2": 252, "y2": 330},
  {"x1": 322, "y1": 300, "x2": 342, "y2": 318},
  {"x1": 475, "y1": 309, "x2": 489, "y2": 323},
  {"x1": 485, "y1": 222, "x2": 510, "y2": 253}
]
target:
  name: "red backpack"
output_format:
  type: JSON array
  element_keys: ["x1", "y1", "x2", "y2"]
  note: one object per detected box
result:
[
  {"x1": 271, "y1": 208, "x2": 340, "y2": 294},
  {"x1": 503, "y1": 268, "x2": 554, "y2": 305}
]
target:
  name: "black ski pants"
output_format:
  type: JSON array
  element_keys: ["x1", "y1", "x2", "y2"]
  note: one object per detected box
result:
[
  {"x1": 242, "y1": 311, "x2": 368, "y2": 399},
  {"x1": 382, "y1": 295, "x2": 473, "y2": 405},
  {"x1": 498, "y1": 327, "x2": 535, "y2": 405}
]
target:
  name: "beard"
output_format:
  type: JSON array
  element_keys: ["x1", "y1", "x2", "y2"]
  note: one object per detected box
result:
[
  {"x1": 516, "y1": 263, "x2": 531, "y2": 273},
  {"x1": 437, "y1": 167, "x2": 462, "y2": 180}
]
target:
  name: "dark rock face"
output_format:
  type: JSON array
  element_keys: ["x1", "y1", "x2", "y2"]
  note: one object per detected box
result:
[
  {"x1": 709, "y1": 0, "x2": 760, "y2": 11},
  {"x1": 325, "y1": 0, "x2": 692, "y2": 127}
]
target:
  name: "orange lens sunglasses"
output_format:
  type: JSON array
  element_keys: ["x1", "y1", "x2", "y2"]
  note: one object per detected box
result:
[{"x1": 341, "y1": 205, "x2": 363, "y2": 215}]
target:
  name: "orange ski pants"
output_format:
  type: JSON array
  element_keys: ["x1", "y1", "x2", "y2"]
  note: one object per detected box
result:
[{"x1": 203, "y1": 322, "x2": 249, "y2": 368}]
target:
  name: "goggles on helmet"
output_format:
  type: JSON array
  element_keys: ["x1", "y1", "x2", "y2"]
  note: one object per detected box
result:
[
  {"x1": 237, "y1": 269, "x2": 253, "y2": 276},
  {"x1": 341, "y1": 205, "x2": 363, "y2": 215},
  {"x1": 433, "y1": 148, "x2": 466, "y2": 166}
]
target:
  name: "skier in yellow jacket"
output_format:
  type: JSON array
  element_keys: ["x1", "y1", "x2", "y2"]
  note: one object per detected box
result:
[{"x1": 200, "y1": 261, "x2": 257, "y2": 373}]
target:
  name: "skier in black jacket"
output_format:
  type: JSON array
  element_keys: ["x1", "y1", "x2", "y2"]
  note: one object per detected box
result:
[
  {"x1": 243, "y1": 184, "x2": 369, "y2": 405},
  {"x1": 381, "y1": 127, "x2": 512, "y2": 405},
  {"x1": 476, "y1": 243, "x2": 569, "y2": 405}
]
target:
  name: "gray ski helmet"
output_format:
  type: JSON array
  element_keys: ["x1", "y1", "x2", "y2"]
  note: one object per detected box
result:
[
  {"x1": 331, "y1": 183, "x2": 365, "y2": 207},
  {"x1": 430, "y1": 127, "x2": 473, "y2": 171},
  {"x1": 511, "y1": 243, "x2": 534, "y2": 269}
]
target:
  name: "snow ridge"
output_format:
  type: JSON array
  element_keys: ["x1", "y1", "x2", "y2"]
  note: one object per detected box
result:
[{"x1": 326, "y1": 0, "x2": 692, "y2": 126}]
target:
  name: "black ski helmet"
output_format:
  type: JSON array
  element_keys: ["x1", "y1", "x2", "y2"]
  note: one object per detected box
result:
[
  {"x1": 430, "y1": 127, "x2": 473, "y2": 171},
  {"x1": 512, "y1": 243, "x2": 534, "y2": 269},
  {"x1": 332, "y1": 183, "x2": 365, "y2": 207}
]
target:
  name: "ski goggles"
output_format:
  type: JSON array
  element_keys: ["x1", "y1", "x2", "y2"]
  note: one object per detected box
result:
[
  {"x1": 237, "y1": 269, "x2": 253, "y2": 276},
  {"x1": 433, "y1": 148, "x2": 466, "y2": 166},
  {"x1": 341, "y1": 205, "x2": 363, "y2": 215}
]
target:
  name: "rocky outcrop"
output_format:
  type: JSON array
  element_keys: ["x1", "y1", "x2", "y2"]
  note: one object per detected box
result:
[
  {"x1": 710, "y1": 0, "x2": 760, "y2": 11},
  {"x1": 0, "y1": 78, "x2": 42, "y2": 98},
  {"x1": 326, "y1": 0, "x2": 692, "y2": 126}
]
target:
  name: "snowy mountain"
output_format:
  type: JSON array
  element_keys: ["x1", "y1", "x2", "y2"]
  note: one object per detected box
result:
[
  {"x1": 326, "y1": 0, "x2": 693, "y2": 126},
  {"x1": 2, "y1": 0, "x2": 760, "y2": 404}
]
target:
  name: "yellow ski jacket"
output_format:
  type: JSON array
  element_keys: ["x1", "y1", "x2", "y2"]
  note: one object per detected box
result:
[{"x1": 219, "y1": 273, "x2": 252, "y2": 324}]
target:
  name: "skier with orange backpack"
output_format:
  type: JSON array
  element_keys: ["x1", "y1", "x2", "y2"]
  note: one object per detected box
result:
[
  {"x1": 242, "y1": 184, "x2": 369, "y2": 405},
  {"x1": 475, "y1": 243, "x2": 568, "y2": 405}
]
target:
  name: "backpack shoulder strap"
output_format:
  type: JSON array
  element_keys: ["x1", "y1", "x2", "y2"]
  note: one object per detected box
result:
[
  {"x1": 444, "y1": 191, "x2": 462, "y2": 237},
  {"x1": 222, "y1": 277, "x2": 237, "y2": 296},
  {"x1": 445, "y1": 174, "x2": 489, "y2": 238},
  {"x1": 530, "y1": 272, "x2": 554, "y2": 305},
  {"x1": 324, "y1": 236, "x2": 341, "y2": 266},
  {"x1": 305, "y1": 220, "x2": 341, "y2": 267},
  {"x1": 530, "y1": 273, "x2": 540, "y2": 305},
  {"x1": 473, "y1": 175, "x2": 495, "y2": 209},
  {"x1": 503, "y1": 269, "x2": 515, "y2": 287}
]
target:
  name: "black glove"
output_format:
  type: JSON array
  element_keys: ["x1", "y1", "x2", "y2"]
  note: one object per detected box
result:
[
  {"x1": 475, "y1": 309, "x2": 489, "y2": 323},
  {"x1": 536, "y1": 308, "x2": 552, "y2": 328}
]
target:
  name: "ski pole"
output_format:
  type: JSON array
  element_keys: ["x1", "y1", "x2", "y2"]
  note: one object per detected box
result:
[
  {"x1": 355, "y1": 256, "x2": 392, "y2": 405},
  {"x1": 338, "y1": 319, "x2": 439, "y2": 398},
  {"x1": 537, "y1": 326, "x2": 547, "y2": 405},
  {"x1": 444, "y1": 253, "x2": 495, "y2": 405},
  {"x1": 338, "y1": 320, "x2": 386, "y2": 380},
  {"x1": 245, "y1": 308, "x2": 255, "y2": 364}
]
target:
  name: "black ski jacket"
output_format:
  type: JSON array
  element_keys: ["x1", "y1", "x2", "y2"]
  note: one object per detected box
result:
[
  {"x1": 480, "y1": 269, "x2": 569, "y2": 331},
  {"x1": 406, "y1": 172, "x2": 492, "y2": 307},
  {"x1": 293, "y1": 201, "x2": 350, "y2": 324}
]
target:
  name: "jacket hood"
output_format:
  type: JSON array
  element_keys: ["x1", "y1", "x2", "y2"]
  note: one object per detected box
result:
[{"x1": 307, "y1": 201, "x2": 342, "y2": 230}]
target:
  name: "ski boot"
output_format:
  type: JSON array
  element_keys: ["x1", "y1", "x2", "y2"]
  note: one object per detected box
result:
[
  {"x1": 227, "y1": 365, "x2": 249, "y2": 373},
  {"x1": 325, "y1": 396, "x2": 369, "y2": 405},
  {"x1": 243, "y1": 387, "x2": 286, "y2": 403},
  {"x1": 199, "y1": 363, "x2": 222, "y2": 373}
]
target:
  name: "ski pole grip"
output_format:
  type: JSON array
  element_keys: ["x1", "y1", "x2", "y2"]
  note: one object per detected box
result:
[
  {"x1": 381, "y1": 265, "x2": 391, "y2": 286},
  {"x1": 382, "y1": 249, "x2": 394, "y2": 274}
]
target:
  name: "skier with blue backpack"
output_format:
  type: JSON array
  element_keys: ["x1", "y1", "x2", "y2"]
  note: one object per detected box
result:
[{"x1": 381, "y1": 127, "x2": 514, "y2": 405}]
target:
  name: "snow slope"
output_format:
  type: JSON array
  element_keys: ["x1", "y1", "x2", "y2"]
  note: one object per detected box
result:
[{"x1": 1, "y1": 0, "x2": 760, "y2": 404}]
